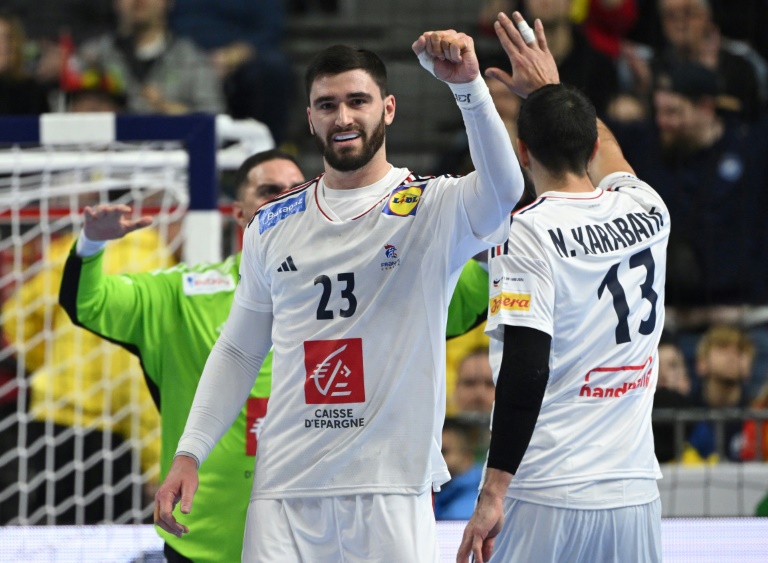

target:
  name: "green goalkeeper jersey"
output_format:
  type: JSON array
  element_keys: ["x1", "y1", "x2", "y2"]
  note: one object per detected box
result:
[
  {"x1": 60, "y1": 245, "x2": 268, "y2": 563},
  {"x1": 59, "y1": 242, "x2": 487, "y2": 562}
]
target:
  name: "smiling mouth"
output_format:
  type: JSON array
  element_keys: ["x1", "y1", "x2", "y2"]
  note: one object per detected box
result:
[{"x1": 332, "y1": 132, "x2": 361, "y2": 143}]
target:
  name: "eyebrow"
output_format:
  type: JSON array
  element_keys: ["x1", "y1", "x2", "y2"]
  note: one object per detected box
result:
[{"x1": 312, "y1": 92, "x2": 374, "y2": 106}]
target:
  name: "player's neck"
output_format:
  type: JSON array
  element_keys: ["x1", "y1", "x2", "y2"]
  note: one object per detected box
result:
[
  {"x1": 323, "y1": 151, "x2": 392, "y2": 191},
  {"x1": 532, "y1": 170, "x2": 595, "y2": 195}
]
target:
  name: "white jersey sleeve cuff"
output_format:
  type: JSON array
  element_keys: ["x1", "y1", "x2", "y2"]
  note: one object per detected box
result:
[
  {"x1": 449, "y1": 75, "x2": 491, "y2": 109},
  {"x1": 76, "y1": 230, "x2": 107, "y2": 257},
  {"x1": 598, "y1": 171, "x2": 639, "y2": 191}
]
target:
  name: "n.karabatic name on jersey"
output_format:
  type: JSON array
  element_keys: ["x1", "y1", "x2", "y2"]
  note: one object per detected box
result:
[{"x1": 548, "y1": 208, "x2": 665, "y2": 258}]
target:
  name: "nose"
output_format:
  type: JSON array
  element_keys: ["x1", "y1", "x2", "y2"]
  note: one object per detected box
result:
[{"x1": 335, "y1": 103, "x2": 353, "y2": 127}]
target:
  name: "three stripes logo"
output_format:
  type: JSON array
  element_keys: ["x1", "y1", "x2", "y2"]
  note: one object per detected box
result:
[{"x1": 277, "y1": 256, "x2": 297, "y2": 272}]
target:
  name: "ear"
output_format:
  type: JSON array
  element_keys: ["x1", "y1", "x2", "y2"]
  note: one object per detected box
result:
[
  {"x1": 383, "y1": 94, "x2": 396, "y2": 125},
  {"x1": 516, "y1": 138, "x2": 530, "y2": 169},
  {"x1": 232, "y1": 201, "x2": 244, "y2": 224},
  {"x1": 307, "y1": 107, "x2": 315, "y2": 135},
  {"x1": 588, "y1": 137, "x2": 600, "y2": 164}
]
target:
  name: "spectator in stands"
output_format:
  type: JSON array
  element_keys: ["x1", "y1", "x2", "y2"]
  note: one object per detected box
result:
[
  {"x1": 79, "y1": 0, "x2": 224, "y2": 115},
  {"x1": 619, "y1": 0, "x2": 767, "y2": 121},
  {"x1": 4, "y1": 0, "x2": 113, "y2": 93},
  {"x1": 612, "y1": 62, "x2": 768, "y2": 307},
  {"x1": 480, "y1": 0, "x2": 620, "y2": 115},
  {"x1": 453, "y1": 347, "x2": 495, "y2": 417},
  {"x1": 450, "y1": 347, "x2": 495, "y2": 464},
  {"x1": 581, "y1": 0, "x2": 639, "y2": 60},
  {"x1": 685, "y1": 325, "x2": 754, "y2": 462},
  {"x1": 1, "y1": 225, "x2": 171, "y2": 523},
  {"x1": 658, "y1": 334, "x2": 692, "y2": 396},
  {"x1": 435, "y1": 417, "x2": 484, "y2": 520},
  {"x1": 0, "y1": 11, "x2": 49, "y2": 115},
  {"x1": 611, "y1": 62, "x2": 768, "y2": 396},
  {"x1": 66, "y1": 66, "x2": 127, "y2": 113},
  {"x1": 531, "y1": 0, "x2": 621, "y2": 115},
  {"x1": 739, "y1": 380, "x2": 768, "y2": 462},
  {"x1": 653, "y1": 333, "x2": 692, "y2": 462},
  {"x1": 170, "y1": 0, "x2": 296, "y2": 144}
]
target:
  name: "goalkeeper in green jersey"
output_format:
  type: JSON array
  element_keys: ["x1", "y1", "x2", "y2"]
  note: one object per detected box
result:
[
  {"x1": 59, "y1": 147, "x2": 489, "y2": 562},
  {"x1": 59, "y1": 149, "x2": 305, "y2": 563}
]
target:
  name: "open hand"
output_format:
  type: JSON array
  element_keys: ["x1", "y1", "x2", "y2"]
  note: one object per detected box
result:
[
  {"x1": 485, "y1": 12, "x2": 560, "y2": 98},
  {"x1": 154, "y1": 455, "x2": 199, "y2": 538},
  {"x1": 83, "y1": 204, "x2": 153, "y2": 241},
  {"x1": 456, "y1": 491, "x2": 505, "y2": 563}
]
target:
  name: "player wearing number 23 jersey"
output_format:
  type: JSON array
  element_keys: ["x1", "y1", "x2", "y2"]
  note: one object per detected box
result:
[{"x1": 239, "y1": 166, "x2": 508, "y2": 497}]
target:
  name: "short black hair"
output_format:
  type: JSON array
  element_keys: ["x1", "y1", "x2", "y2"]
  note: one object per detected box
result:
[
  {"x1": 233, "y1": 149, "x2": 300, "y2": 200},
  {"x1": 304, "y1": 45, "x2": 388, "y2": 99},
  {"x1": 517, "y1": 84, "x2": 597, "y2": 178}
]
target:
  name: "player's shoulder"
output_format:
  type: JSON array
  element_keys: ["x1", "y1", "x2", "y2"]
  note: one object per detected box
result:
[
  {"x1": 508, "y1": 196, "x2": 553, "y2": 232},
  {"x1": 404, "y1": 171, "x2": 468, "y2": 189},
  {"x1": 598, "y1": 172, "x2": 666, "y2": 207},
  {"x1": 248, "y1": 176, "x2": 319, "y2": 235}
]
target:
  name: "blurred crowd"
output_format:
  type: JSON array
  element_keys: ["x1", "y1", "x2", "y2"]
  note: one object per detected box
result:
[{"x1": 1, "y1": 0, "x2": 767, "y2": 523}]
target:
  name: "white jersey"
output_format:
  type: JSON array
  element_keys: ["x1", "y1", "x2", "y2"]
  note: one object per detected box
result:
[
  {"x1": 236, "y1": 166, "x2": 506, "y2": 499},
  {"x1": 487, "y1": 172, "x2": 669, "y2": 508}
]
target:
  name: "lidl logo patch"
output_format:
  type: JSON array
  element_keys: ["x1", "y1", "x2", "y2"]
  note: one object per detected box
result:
[
  {"x1": 383, "y1": 184, "x2": 424, "y2": 217},
  {"x1": 490, "y1": 292, "x2": 531, "y2": 315}
]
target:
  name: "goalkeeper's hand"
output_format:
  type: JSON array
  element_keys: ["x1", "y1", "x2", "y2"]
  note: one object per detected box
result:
[
  {"x1": 83, "y1": 204, "x2": 153, "y2": 241},
  {"x1": 154, "y1": 454, "x2": 199, "y2": 538}
]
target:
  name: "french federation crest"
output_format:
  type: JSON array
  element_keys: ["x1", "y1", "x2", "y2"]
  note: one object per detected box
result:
[{"x1": 381, "y1": 243, "x2": 400, "y2": 270}]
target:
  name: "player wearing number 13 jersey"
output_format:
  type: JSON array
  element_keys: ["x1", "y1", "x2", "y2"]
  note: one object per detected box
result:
[{"x1": 458, "y1": 61, "x2": 668, "y2": 563}]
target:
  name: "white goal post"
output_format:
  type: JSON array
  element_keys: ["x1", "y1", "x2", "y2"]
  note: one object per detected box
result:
[{"x1": 0, "y1": 112, "x2": 271, "y2": 525}]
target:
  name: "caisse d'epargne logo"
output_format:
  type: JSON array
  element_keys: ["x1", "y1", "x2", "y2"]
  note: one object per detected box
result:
[{"x1": 304, "y1": 338, "x2": 365, "y2": 404}]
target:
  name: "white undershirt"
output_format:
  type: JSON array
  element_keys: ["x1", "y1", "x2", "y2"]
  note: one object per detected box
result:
[{"x1": 319, "y1": 166, "x2": 405, "y2": 221}]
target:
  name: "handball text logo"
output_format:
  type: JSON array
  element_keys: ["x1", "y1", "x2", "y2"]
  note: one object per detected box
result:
[
  {"x1": 304, "y1": 338, "x2": 365, "y2": 404},
  {"x1": 383, "y1": 184, "x2": 424, "y2": 217}
]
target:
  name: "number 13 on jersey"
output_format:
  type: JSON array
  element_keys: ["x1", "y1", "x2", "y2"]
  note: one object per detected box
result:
[{"x1": 597, "y1": 248, "x2": 658, "y2": 345}]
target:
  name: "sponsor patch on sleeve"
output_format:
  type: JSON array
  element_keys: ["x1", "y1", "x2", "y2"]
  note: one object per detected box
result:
[
  {"x1": 259, "y1": 192, "x2": 307, "y2": 233},
  {"x1": 489, "y1": 273, "x2": 534, "y2": 316}
]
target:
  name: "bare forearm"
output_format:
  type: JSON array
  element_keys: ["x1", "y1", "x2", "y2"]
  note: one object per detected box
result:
[
  {"x1": 588, "y1": 118, "x2": 634, "y2": 185},
  {"x1": 480, "y1": 467, "x2": 514, "y2": 501}
]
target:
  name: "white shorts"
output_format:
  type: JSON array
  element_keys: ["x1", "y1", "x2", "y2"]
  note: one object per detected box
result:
[
  {"x1": 242, "y1": 490, "x2": 440, "y2": 563},
  {"x1": 487, "y1": 497, "x2": 662, "y2": 563}
]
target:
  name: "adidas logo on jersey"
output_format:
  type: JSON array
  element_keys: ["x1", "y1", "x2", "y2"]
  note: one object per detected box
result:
[{"x1": 277, "y1": 256, "x2": 298, "y2": 272}]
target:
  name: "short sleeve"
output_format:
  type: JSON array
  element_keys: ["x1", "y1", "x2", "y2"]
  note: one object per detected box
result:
[{"x1": 485, "y1": 224, "x2": 554, "y2": 341}]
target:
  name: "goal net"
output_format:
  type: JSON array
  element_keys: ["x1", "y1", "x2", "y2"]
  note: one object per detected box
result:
[{"x1": 0, "y1": 113, "x2": 265, "y2": 525}]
